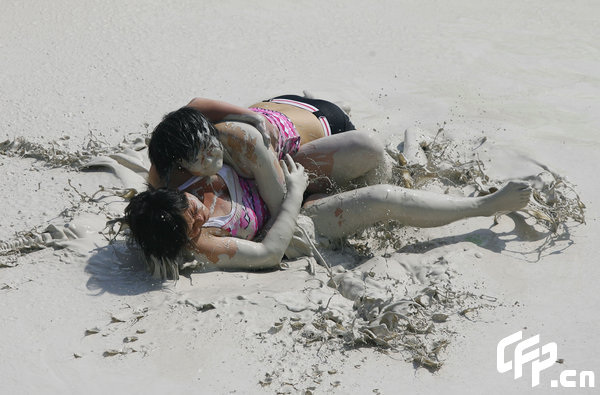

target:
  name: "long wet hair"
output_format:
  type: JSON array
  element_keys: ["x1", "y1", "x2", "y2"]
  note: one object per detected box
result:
[
  {"x1": 124, "y1": 187, "x2": 190, "y2": 279},
  {"x1": 148, "y1": 106, "x2": 220, "y2": 181}
]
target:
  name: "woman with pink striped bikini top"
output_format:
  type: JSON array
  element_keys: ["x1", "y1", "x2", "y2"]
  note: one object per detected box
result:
[{"x1": 177, "y1": 164, "x2": 269, "y2": 240}]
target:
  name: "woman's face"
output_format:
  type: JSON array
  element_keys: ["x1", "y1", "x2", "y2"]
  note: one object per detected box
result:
[
  {"x1": 181, "y1": 137, "x2": 224, "y2": 176},
  {"x1": 182, "y1": 192, "x2": 210, "y2": 240}
]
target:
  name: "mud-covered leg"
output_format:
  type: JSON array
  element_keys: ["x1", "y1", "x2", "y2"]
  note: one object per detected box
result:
[
  {"x1": 303, "y1": 181, "x2": 532, "y2": 239},
  {"x1": 293, "y1": 130, "x2": 389, "y2": 193}
]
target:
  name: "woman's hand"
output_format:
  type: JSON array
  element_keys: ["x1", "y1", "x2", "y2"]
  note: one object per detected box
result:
[{"x1": 280, "y1": 154, "x2": 308, "y2": 195}]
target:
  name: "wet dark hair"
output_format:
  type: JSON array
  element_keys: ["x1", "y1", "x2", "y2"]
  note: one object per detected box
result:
[
  {"x1": 124, "y1": 187, "x2": 190, "y2": 262},
  {"x1": 148, "y1": 106, "x2": 220, "y2": 181}
]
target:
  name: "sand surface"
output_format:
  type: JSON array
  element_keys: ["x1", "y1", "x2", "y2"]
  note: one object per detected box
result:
[{"x1": 1, "y1": 1, "x2": 599, "y2": 394}]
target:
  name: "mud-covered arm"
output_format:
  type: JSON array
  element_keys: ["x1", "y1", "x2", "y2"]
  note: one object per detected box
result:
[
  {"x1": 187, "y1": 97, "x2": 270, "y2": 146},
  {"x1": 190, "y1": 156, "x2": 307, "y2": 270},
  {"x1": 216, "y1": 121, "x2": 285, "y2": 216}
]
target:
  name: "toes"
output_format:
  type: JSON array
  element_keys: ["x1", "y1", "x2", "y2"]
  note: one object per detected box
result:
[{"x1": 506, "y1": 181, "x2": 531, "y2": 192}]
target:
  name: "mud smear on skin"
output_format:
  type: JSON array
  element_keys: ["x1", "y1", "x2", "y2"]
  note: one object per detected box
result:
[{"x1": 218, "y1": 123, "x2": 259, "y2": 171}]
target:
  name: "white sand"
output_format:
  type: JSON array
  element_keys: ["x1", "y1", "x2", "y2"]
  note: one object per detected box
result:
[{"x1": 1, "y1": 1, "x2": 599, "y2": 393}]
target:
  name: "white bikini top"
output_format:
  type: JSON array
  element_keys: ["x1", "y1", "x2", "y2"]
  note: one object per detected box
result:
[{"x1": 178, "y1": 165, "x2": 267, "y2": 240}]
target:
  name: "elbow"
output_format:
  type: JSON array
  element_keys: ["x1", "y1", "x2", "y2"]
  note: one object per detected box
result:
[
  {"x1": 256, "y1": 249, "x2": 285, "y2": 270},
  {"x1": 187, "y1": 97, "x2": 202, "y2": 106},
  {"x1": 188, "y1": 97, "x2": 214, "y2": 110},
  {"x1": 251, "y1": 245, "x2": 286, "y2": 270}
]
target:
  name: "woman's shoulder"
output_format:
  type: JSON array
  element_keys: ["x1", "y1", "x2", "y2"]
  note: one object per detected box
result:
[
  {"x1": 215, "y1": 121, "x2": 264, "y2": 147},
  {"x1": 213, "y1": 122, "x2": 264, "y2": 178}
]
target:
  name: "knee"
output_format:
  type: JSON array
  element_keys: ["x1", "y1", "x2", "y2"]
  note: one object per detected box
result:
[
  {"x1": 366, "y1": 133, "x2": 386, "y2": 163},
  {"x1": 350, "y1": 131, "x2": 386, "y2": 165},
  {"x1": 363, "y1": 134, "x2": 388, "y2": 179}
]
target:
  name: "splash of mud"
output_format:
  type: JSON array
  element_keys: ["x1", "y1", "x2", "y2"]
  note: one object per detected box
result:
[
  {"x1": 348, "y1": 127, "x2": 585, "y2": 255},
  {"x1": 0, "y1": 134, "x2": 148, "y2": 264},
  {"x1": 0, "y1": 129, "x2": 585, "y2": 392},
  {"x1": 0, "y1": 134, "x2": 147, "y2": 169}
]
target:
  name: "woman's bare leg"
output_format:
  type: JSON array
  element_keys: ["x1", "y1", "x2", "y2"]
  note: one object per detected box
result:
[
  {"x1": 293, "y1": 130, "x2": 389, "y2": 193},
  {"x1": 303, "y1": 181, "x2": 532, "y2": 239}
]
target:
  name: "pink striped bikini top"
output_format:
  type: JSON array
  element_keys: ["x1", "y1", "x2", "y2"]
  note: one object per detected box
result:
[
  {"x1": 249, "y1": 107, "x2": 301, "y2": 158},
  {"x1": 178, "y1": 165, "x2": 269, "y2": 240}
]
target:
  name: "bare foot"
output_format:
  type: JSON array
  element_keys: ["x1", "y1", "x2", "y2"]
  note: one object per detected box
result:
[
  {"x1": 302, "y1": 90, "x2": 316, "y2": 99},
  {"x1": 402, "y1": 127, "x2": 429, "y2": 166},
  {"x1": 479, "y1": 181, "x2": 532, "y2": 215}
]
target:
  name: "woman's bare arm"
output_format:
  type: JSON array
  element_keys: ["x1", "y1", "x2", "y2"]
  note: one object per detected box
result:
[
  {"x1": 215, "y1": 121, "x2": 286, "y2": 216},
  {"x1": 190, "y1": 156, "x2": 307, "y2": 270},
  {"x1": 187, "y1": 97, "x2": 270, "y2": 146},
  {"x1": 187, "y1": 97, "x2": 256, "y2": 121}
]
